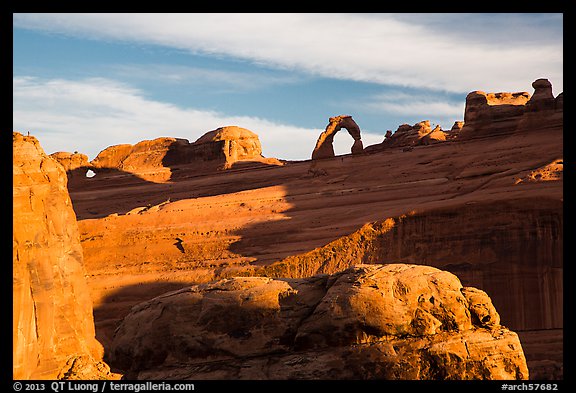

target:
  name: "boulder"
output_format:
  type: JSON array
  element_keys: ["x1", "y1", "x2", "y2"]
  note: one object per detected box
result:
[
  {"x1": 110, "y1": 264, "x2": 528, "y2": 380},
  {"x1": 13, "y1": 132, "x2": 114, "y2": 379}
]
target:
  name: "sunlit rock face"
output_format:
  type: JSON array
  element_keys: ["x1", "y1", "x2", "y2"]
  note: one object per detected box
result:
[
  {"x1": 110, "y1": 264, "x2": 528, "y2": 380},
  {"x1": 13, "y1": 132, "x2": 112, "y2": 379}
]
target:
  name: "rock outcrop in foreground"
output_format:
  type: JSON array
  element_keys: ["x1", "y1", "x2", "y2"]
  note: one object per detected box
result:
[
  {"x1": 13, "y1": 132, "x2": 115, "y2": 379},
  {"x1": 110, "y1": 264, "x2": 528, "y2": 380}
]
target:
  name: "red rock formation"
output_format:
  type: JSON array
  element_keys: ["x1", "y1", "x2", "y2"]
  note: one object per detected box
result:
[
  {"x1": 368, "y1": 120, "x2": 447, "y2": 150},
  {"x1": 91, "y1": 138, "x2": 185, "y2": 171},
  {"x1": 420, "y1": 124, "x2": 447, "y2": 145},
  {"x1": 12, "y1": 132, "x2": 114, "y2": 379},
  {"x1": 50, "y1": 151, "x2": 93, "y2": 185},
  {"x1": 311, "y1": 115, "x2": 363, "y2": 160},
  {"x1": 87, "y1": 126, "x2": 277, "y2": 182},
  {"x1": 459, "y1": 78, "x2": 563, "y2": 139},
  {"x1": 50, "y1": 151, "x2": 90, "y2": 172},
  {"x1": 110, "y1": 264, "x2": 528, "y2": 380},
  {"x1": 516, "y1": 158, "x2": 563, "y2": 184},
  {"x1": 445, "y1": 121, "x2": 464, "y2": 139}
]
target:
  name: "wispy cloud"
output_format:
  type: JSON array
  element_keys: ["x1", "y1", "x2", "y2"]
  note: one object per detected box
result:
[
  {"x1": 13, "y1": 13, "x2": 563, "y2": 94},
  {"x1": 13, "y1": 76, "x2": 327, "y2": 160},
  {"x1": 358, "y1": 91, "x2": 466, "y2": 128},
  {"x1": 111, "y1": 63, "x2": 305, "y2": 93}
]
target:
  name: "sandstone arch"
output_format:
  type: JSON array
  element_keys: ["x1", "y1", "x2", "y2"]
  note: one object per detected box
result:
[{"x1": 311, "y1": 115, "x2": 363, "y2": 160}]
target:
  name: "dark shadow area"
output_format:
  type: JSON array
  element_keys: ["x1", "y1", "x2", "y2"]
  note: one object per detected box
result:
[
  {"x1": 65, "y1": 145, "x2": 288, "y2": 220},
  {"x1": 66, "y1": 165, "x2": 177, "y2": 219},
  {"x1": 93, "y1": 280, "x2": 192, "y2": 373},
  {"x1": 93, "y1": 276, "x2": 329, "y2": 377}
]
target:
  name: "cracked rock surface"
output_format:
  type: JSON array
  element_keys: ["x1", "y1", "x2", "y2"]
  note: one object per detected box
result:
[{"x1": 110, "y1": 264, "x2": 528, "y2": 380}]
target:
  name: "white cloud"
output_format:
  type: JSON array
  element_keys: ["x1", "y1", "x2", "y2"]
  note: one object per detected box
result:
[
  {"x1": 13, "y1": 13, "x2": 563, "y2": 94},
  {"x1": 359, "y1": 91, "x2": 466, "y2": 128},
  {"x1": 12, "y1": 76, "x2": 324, "y2": 161}
]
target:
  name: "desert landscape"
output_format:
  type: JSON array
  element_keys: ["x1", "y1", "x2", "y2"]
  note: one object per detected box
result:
[{"x1": 13, "y1": 78, "x2": 562, "y2": 380}]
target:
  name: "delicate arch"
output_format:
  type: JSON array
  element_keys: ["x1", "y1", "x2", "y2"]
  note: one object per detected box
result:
[{"x1": 311, "y1": 115, "x2": 363, "y2": 160}]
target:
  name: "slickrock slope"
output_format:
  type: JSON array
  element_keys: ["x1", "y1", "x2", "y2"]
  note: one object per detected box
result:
[
  {"x1": 110, "y1": 264, "x2": 528, "y2": 380},
  {"x1": 12, "y1": 132, "x2": 115, "y2": 379},
  {"x1": 65, "y1": 79, "x2": 562, "y2": 379}
]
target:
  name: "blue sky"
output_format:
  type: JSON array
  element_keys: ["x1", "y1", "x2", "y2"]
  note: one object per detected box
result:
[{"x1": 13, "y1": 13, "x2": 563, "y2": 161}]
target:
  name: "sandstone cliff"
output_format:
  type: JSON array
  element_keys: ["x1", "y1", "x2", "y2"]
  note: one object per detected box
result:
[
  {"x1": 110, "y1": 264, "x2": 528, "y2": 380},
  {"x1": 13, "y1": 132, "x2": 114, "y2": 380}
]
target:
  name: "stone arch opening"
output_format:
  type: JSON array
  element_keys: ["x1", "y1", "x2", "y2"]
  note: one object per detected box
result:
[{"x1": 311, "y1": 115, "x2": 363, "y2": 160}]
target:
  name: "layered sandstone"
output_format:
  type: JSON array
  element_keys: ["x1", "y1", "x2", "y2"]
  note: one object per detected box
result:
[
  {"x1": 12, "y1": 132, "x2": 114, "y2": 379},
  {"x1": 110, "y1": 264, "x2": 528, "y2": 380}
]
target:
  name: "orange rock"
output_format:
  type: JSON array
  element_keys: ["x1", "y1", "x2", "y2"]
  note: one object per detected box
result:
[
  {"x1": 13, "y1": 132, "x2": 114, "y2": 379},
  {"x1": 373, "y1": 120, "x2": 447, "y2": 149},
  {"x1": 110, "y1": 264, "x2": 529, "y2": 380}
]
